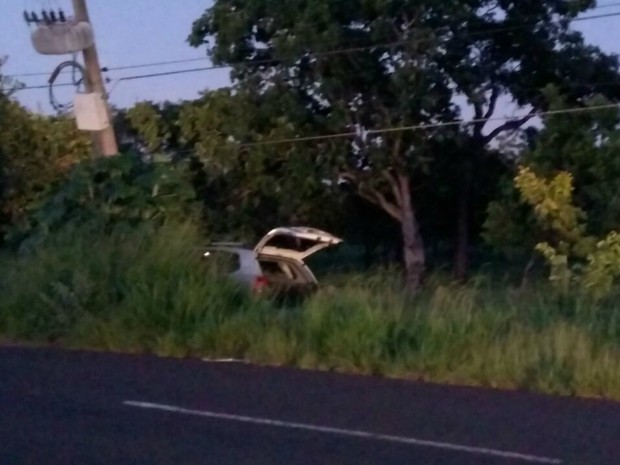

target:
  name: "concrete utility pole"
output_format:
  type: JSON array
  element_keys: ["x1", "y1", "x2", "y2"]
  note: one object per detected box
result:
[{"x1": 72, "y1": 0, "x2": 118, "y2": 156}]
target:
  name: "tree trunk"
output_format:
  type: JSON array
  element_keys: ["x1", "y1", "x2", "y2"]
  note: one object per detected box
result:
[
  {"x1": 398, "y1": 174, "x2": 425, "y2": 293},
  {"x1": 454, "y1": 157, "x2": 473, "y2": 281}
]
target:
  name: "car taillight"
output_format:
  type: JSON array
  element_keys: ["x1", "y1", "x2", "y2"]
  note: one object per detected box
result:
[{"x1": 252, "y1": 276, "x2": 270, "y2": 294}]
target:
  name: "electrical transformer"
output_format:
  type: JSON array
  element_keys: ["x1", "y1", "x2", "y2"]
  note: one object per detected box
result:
[{"x1": 31, "y1": 21, "x2": 94, "y2": 55}]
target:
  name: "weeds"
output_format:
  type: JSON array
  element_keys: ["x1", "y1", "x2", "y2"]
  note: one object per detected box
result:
[{"x1": 1, "y1": 223, "x2": 619, "y2": 400}]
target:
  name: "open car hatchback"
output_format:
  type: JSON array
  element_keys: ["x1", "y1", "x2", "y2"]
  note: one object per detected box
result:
[{"x1": 203, "y1": 227, "x2": 343, "y2": 297}]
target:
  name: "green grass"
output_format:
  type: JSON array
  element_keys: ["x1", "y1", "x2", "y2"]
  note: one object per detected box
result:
[{"x1": 1, "y1": 223, "x2": 619, "y2": 400}]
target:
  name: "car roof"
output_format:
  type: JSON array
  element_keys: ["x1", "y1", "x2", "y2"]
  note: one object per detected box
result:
[{"x1": 205, "y1": 245, "x2": 253, "y2": 254}]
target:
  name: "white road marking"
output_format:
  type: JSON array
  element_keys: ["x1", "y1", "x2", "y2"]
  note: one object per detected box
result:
[
  {"x1": 124, "y1": 400, "x2": 562, "y2": 464},
  {"x1": 201, "y1": 358, "x2": 248, "y2": 363}
]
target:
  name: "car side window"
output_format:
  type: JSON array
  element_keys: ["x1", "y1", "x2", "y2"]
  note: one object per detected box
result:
[{"x1": 204, "y1": 250, "x2": 241, "y2": 273}]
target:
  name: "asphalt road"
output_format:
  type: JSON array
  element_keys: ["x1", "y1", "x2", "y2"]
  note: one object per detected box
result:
[{"x1": 1, "y1": 347, "x2": 619, "y2": 465}]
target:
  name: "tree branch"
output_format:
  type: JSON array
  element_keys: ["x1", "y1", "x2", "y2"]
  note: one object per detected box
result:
[
  {"x1": 471, "y1": 87, "x2": 500, "y2": 138},
  {"x1": 385, "y1": 134, "x2": 404, "y2": 207},
  {"x1": 340, "y1": 171, "x2": 402, "y2": 222},
  {"x1": 473, "y1": 100, "x2": 484, "y2": 120},
  {"x1": 483, "y1": 108, "x2": 537, "y2": 144},
  {"x1": 466, "y1": 89, "x2": 484, "y2": 137},
  {"x1": 359, "y1": 185, "x2": 403, "y2": 222},
  {"x1": 483, "y1": 87, "x2": 500, "y2": 120},
  {"x1": 339, "y1": 172, "x2": 357, "y2": 185},
  {"x1": 383, "y1": 169, "x2": 402, "y2": 207},
  {"x1": 391, "y1": 133, "x2": 402, "y2": 158}
]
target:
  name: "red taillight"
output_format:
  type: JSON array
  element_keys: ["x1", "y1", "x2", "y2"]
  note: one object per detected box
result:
[{"x1": 252, "y1": 276, "x2": 270, "y2": 294}]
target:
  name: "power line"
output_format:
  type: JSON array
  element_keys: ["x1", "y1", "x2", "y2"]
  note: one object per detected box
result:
[
  {"x1": 178, "y1": 103, "x2": 620, "y2": 150},
  {"x1": 16, "y1": 71, "x2": 620, "y2": 95},
  {"x1": 14, "y1": 64, "x2": 229, "y2": 90},
  {"x1": 8, "y1": 7, "x2": 620, "y2": 81},
  {"x1": 15, "y1": 70, "x2": 620, "y2": 96},
  {"x1": 102, "y1": 57, "x2": 209, "y2": 72},
  {"x1": 117, "y1": 65, "x2": 227, "y2": 81},
  {"x1": 7, "y1": 57, "x2": 211, "y2": 78}
]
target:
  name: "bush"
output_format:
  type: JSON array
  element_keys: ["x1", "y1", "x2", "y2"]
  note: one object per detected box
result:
[
  {"x1": 6, "y1": 152, "x2": 198, "y2": 250},
  {"x1": 515, "y1": 166, "x2": 620, "y2": 301},
  {"x1": 0, "y1": 222, "x2": 253, "y2": 346}
]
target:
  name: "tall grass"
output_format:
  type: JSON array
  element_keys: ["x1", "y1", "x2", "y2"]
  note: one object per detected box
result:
[
  {"x1": 1, "y1": 223, "x2": 619, "y2": 400},
  {"x1": 0, "y1": 222, "x2": 265, "y2": 352}
]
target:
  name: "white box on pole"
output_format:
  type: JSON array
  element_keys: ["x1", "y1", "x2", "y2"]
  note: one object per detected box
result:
[{"x1": 73, "y1": 92, "x2": 109, "y2": 131}]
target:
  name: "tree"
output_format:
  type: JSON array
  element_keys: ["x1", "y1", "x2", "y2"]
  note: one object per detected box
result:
[
  {"x1": 189, "y1": 1, "x2": 459, "y2": 291},
  {"x1": 485, "y1": 90, "x2": 620, "y2": 273},
  {"x1": 189, "y1": 0, "x2": 620, "y2": 289}
]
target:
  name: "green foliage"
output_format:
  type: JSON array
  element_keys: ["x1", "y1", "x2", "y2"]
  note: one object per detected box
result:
[
  {"x1": 0, "y1": 222, "x2": 244, "y2": 344},
  {"x1": 8, "y1": 153, "x2": 198, "y2": 249},
  {"x1": 176, "y1": 88, "x2": 342, "y2": 239},
  {"x1": 515, "y1": 167, "x2": 587, "y2": 246},
  {"x1": 0, "y1": 98, "x2": 91, "y2": 239},
  {"x1": 515, "y1": 166, "x2": 620, "y2": 300},
  {"x1": 581, "y1": 233, "x2": 620, "y2": 300},
  {"x1": 485, "y1": 92, "x2": 620, "y2": 263},
  {"x1": 125, "y1": 102, "x2": 175, "y2": 152},
  {"x1": 484, "y1": 189, "x2": 540, "y2": 259}
]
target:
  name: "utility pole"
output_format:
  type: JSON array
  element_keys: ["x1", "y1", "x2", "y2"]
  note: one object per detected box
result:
[{"x1": 72, "y1": 0, "x2": 118, "y2": 156}]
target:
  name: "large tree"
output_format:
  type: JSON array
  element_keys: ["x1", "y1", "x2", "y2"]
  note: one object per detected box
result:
[{"x1": 189, "y1": 0, "x2": 620, "y2": 290}]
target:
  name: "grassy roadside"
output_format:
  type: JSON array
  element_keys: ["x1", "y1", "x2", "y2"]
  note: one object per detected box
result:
[{"x1": 1, "y1": 223, "x2": 619, "y2": 401}]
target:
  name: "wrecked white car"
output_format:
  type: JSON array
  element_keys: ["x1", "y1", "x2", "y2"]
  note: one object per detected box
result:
[{"x1": 203, "y1": 227, "x2": 343, "y2": 296}]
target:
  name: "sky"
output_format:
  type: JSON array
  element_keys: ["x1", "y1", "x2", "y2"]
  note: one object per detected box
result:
[{"x1": 3, "y1": 1, "x2": 620, "y2": 115}]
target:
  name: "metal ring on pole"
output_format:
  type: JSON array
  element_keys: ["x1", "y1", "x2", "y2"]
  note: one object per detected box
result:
[{"x1": 48, "y1": 60, "x2": 85, "y2": 113}]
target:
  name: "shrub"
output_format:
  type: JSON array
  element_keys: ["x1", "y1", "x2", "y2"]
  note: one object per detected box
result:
[
  {"x1": 0, "y1": 222, "x2": 233, "y2": 343},
  {"x1": 7, "y1": 152, "x2": 198, "y2": 250},
  {"x1": 515, "y1": 166, "x2": 620, "y2": 301}
]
